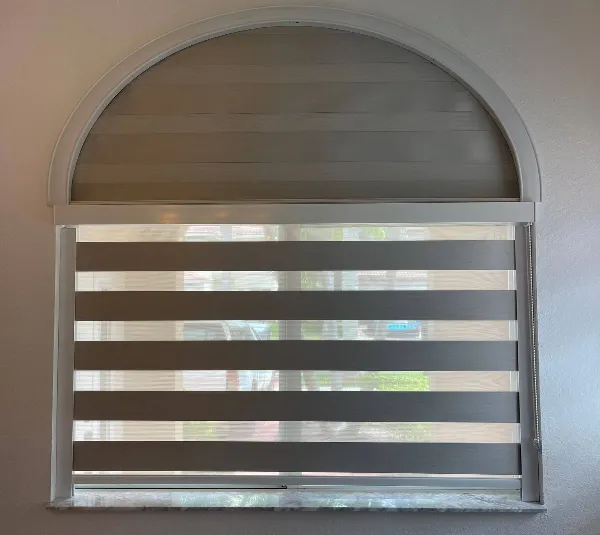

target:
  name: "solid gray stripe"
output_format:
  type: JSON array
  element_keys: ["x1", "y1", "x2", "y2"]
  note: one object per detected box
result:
[
  {"x1": 103, "y1": 83, "x2": 477, "y2": 115},
  {"x1": 74, "y1": 162, "x2": 516, "y2": 184},
  {"x1": 74, "y1": 290, "x2": 517, "y2": 321},
  {"x1": 71, "y1": 179, "x2": 518, "y2": 202},
  {"x1": 92, "y1": 112, "x2": 492, "y2": 134},
  {"x1": 74, "y1": 391, "x2": 519, "y2": 423},
  {"x1": 76, "y1": 241, "x2": 516, "y2": 271},
  {"x1": 74, "y1": 341, "x2": 518, "y2": 371},
  {"x1": 72, "y1": 442, "x2": 521, "y2": 475},
  {"x1": 79, "y1": 131, "x2": 510, "y2": 164}
]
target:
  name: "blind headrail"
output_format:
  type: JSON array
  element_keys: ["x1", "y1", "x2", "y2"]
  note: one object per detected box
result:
[{"x1": 56, "y1": 202, "x2": 534, "y2": 225}]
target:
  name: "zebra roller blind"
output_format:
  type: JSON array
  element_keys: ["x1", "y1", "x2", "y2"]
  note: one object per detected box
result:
[
  {"x1": 73, "y1": 222, "x2": 522, "y2": 482},
  {"x1": 72, "y1": 27, "x2": 518, "y2": 203}
]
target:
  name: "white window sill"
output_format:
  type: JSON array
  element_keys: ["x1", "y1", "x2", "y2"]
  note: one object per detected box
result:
[{"x1": 47, "y1": 490, "x2": 546, "y2": 513}]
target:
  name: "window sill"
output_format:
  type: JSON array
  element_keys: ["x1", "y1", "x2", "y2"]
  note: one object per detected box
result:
[{"x1": 47, "y1": 490, "x2": 545, "y2": 513}]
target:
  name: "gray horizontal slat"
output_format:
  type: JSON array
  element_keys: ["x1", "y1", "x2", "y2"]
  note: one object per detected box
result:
[
  {"x1": 163, "y1": 31, "x2": 419, "y2": 65},
  {"x1": 76, "y1": 241, "x2": 516, "y2": 271},
  {"x1": 102, "y1": 83, "x2": 476, "y2": 115},
  {"x1": 132, "y1": 63, "x2": 454, "y2": 84},
  {"x1": 74, "y1": 391, "x2": 519, "y2": 423},
  {"x1": 72, "y1": 441, "x2": 520, "y2": 475},
  {"x1": 71, "y1": 179, "x2": 518, "y2": 202},
  {"x1": 74, "y1": 290, "x2": 517, "y2": 321},
  {"x1": 79, "y1": 131, "x2": 509, "y2": 164},
  {"x1": 92, "y1": 112, "x2": 493, "y2": 134},
  {"x1": 74, "y1": 162, "x2": 515, "y2": 184},
  {"x1": 74, "y1": 341, "x2": 518, "y2": 371}
]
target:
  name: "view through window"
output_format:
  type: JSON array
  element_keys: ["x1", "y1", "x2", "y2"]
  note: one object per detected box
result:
[{"x1": 72, "y1": 223, "x2": 520, "y2": 485}]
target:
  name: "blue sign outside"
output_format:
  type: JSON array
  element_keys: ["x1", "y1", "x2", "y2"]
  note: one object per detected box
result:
[{"x1": 387, "y1": 322, "x2": 420, "y2": 330}]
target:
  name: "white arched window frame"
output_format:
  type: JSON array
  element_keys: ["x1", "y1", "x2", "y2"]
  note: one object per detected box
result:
[{"x1": 50, "y1": 7, "x2": 542, "y2": 505}]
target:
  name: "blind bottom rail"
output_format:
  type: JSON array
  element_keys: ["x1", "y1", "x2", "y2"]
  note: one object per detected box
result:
[{"x1": 73, "y1": 474, "x2": 521, "y2": 490}]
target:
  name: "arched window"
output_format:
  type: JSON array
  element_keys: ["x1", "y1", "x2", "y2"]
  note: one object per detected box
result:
[
  {"x1": 71, "y1": 27, "x2": 519, "y2": 203},
  {"x1": 52, "y1": 15, "x2": 541, "y2": 508}
]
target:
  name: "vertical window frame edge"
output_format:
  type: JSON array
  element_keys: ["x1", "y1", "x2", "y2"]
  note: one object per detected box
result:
[
  {"x1": 52, "y1": 226, "x2": 76, "y2": 500},
  {"x1": 515, "y1": 223, "x2": 543, "y2": 503},
  {"x1": 58, "y1": 203, "x2": 538, "y2": 499}
]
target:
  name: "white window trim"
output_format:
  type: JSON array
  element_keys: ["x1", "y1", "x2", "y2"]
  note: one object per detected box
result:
[
  {"x1": 47, "y1": 5, "x2": 542, "y2": 506},
  {"x1": 52, "y1": 226, "x2": 76, "y2": 500},
  {"x1": 46, "y1": 6, "x2": 541, "y2": 206},
  {"x1": 52, "y1": 202, "x2": 542, "y2": 503}
]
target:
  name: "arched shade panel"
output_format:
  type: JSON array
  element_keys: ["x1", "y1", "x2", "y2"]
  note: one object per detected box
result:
[{"x1": 71, "y1": 26, "x2": 518, "y2": 203}]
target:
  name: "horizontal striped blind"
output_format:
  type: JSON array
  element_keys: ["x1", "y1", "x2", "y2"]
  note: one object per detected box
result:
[
  {"x1": 73, "y1": 223, "x2": 521, "y2": 482},
  {"x1": 72, "y1": 27, "x2": 518, "y2": 203}
]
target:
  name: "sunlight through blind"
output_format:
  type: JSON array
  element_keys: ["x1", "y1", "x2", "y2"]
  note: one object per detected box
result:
[{"x1": 72, "y1": 223, "x2": 520, "y2": 480}]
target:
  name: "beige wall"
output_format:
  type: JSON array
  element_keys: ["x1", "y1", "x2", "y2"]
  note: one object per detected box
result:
[{"x1": 1, "y1": 1, "x2": 600, "y2": 533}]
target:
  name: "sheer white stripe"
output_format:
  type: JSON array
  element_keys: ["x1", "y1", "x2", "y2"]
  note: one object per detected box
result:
[
  {"x1": 77, "y1": 224, "x2": 515, "y2": 243},
  {"x1": 74, "y1": 371, "x2": 518, "y2": 392},
  {"x1": 73, "y1": 421, "x2": 520, "y2": 443},
  {"x1": 75, "y1": 320, "x2": 517, "y2": 341},
  {"x1": 76, "y1": 270, "x2": 515, "y2": 292}
]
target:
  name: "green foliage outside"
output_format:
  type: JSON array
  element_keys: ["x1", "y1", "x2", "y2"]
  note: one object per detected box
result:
[
  {"x1": 182, "y1": 420, "x2": 217, "y2": 440},
  {"x1": 183, "y1": 224, "x2": 434, "y2": 443},
  {"x1": 357, "y1": 371, "x2": 430, "y2": 391},
  {"x1": 306, "y1": 371, "x2": 432, "y2": 441},
  {"x1": 269, "y1": 321, "x2": 341, "y2": 339},
  {"x1": 309, "y1": 371, "x2": 430, "y2": 392}
]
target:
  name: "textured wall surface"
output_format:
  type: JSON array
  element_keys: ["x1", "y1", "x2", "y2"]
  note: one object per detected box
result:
[{"x1": 1, "y1": 1, "x2": 600, "y2": 534}]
